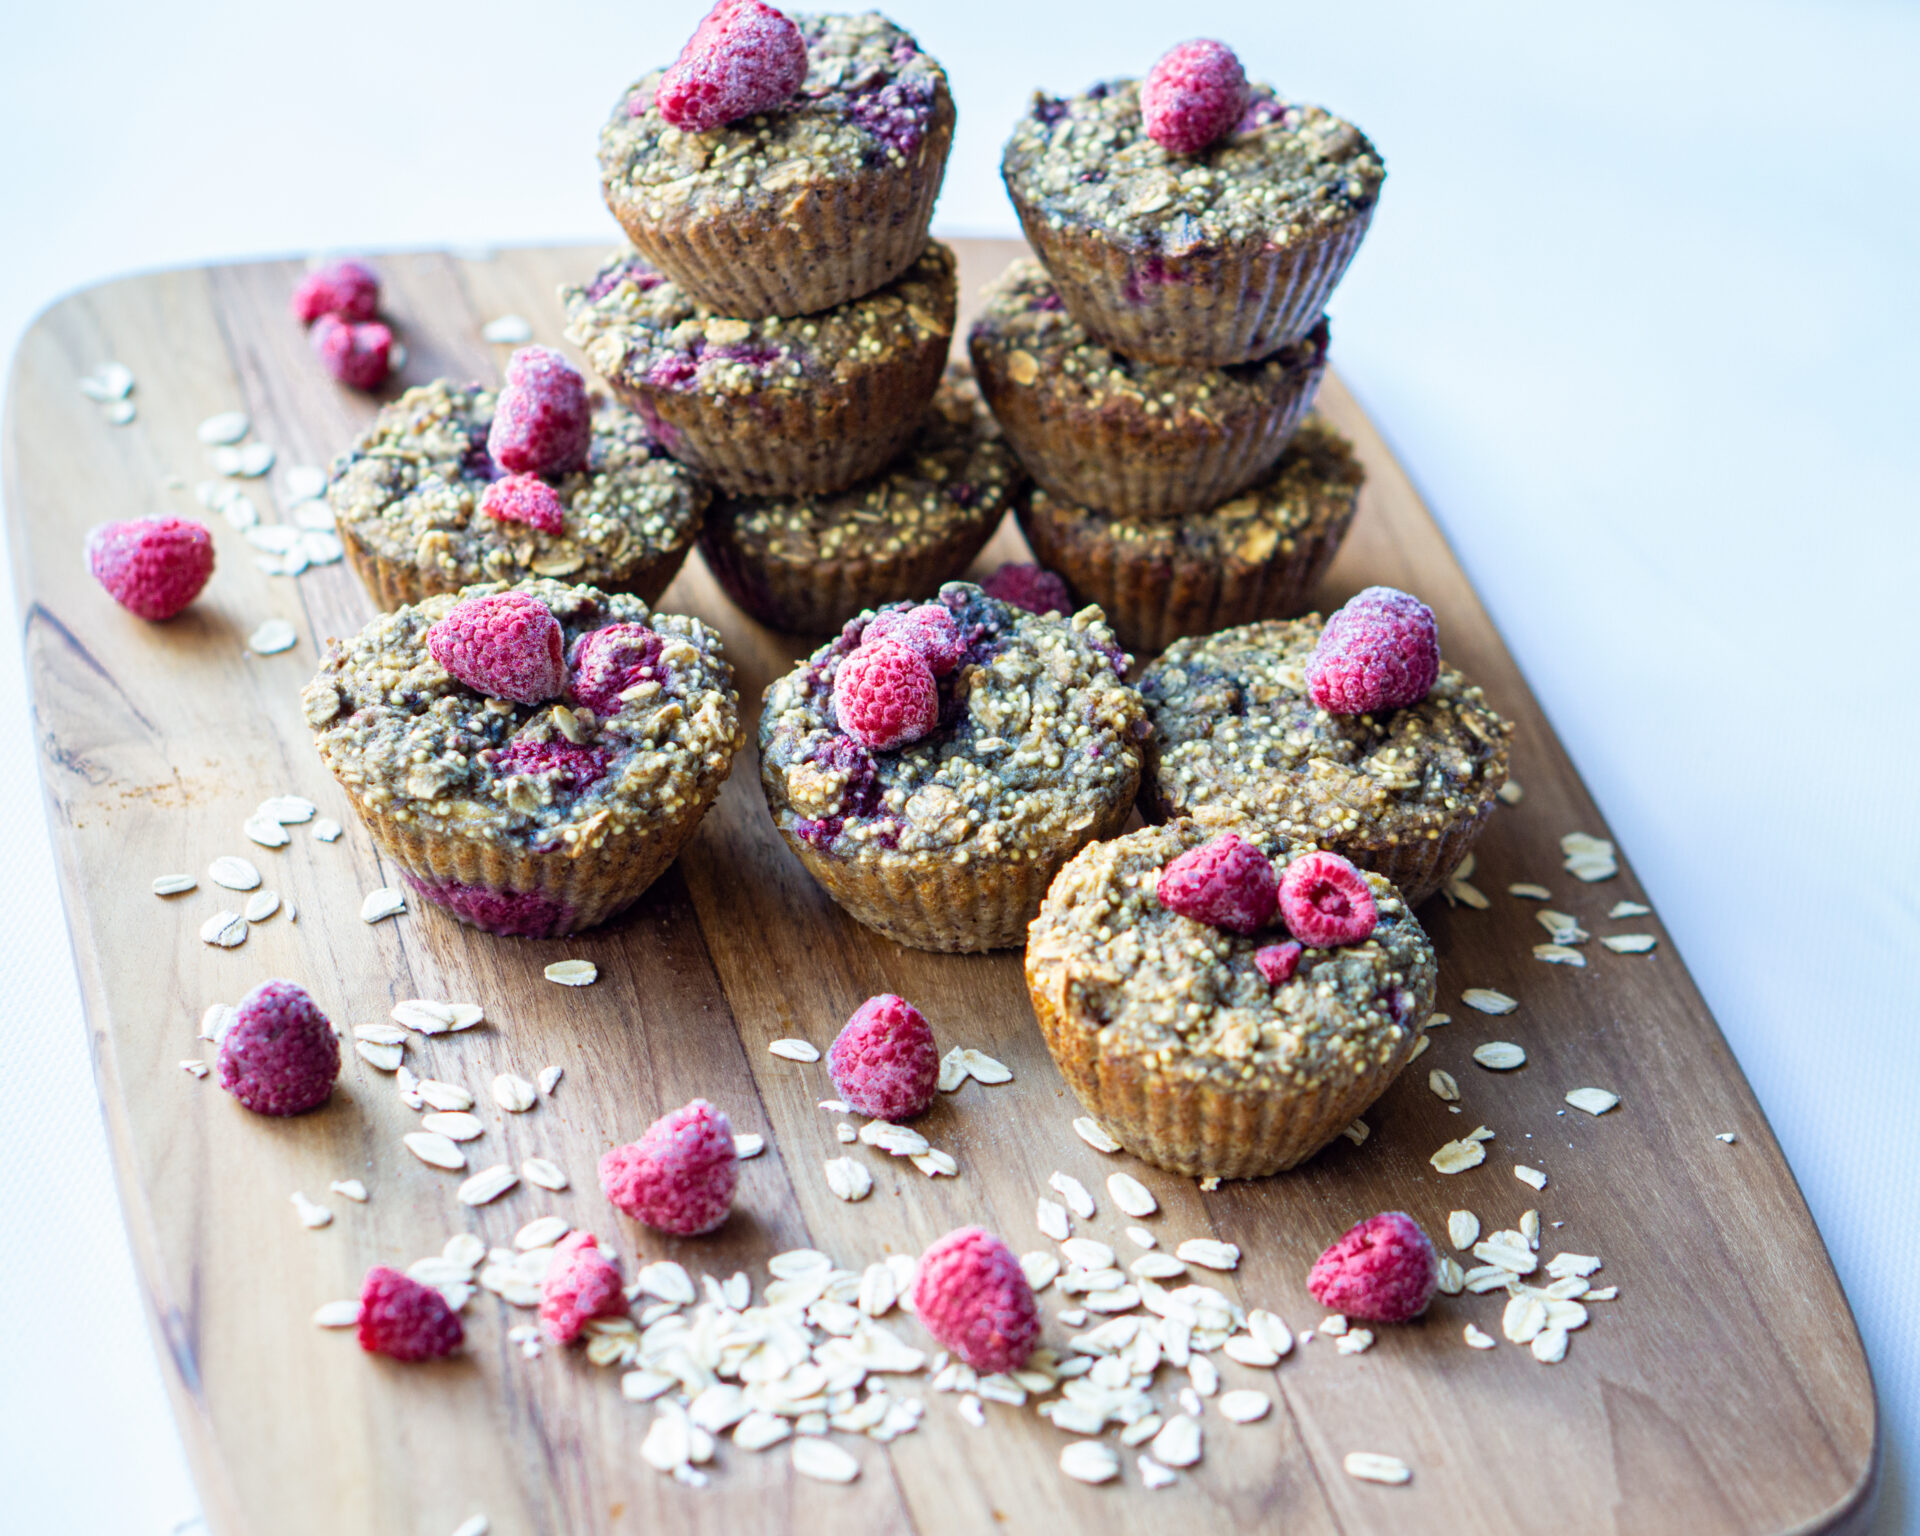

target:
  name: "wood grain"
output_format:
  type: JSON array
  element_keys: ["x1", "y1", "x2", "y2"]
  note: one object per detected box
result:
[{"x1": 2, "y1": 239, "x2": 1878, "y2": 1536}]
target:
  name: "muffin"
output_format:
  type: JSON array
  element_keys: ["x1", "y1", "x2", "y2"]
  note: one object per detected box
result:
[
  {"x1": 600, "y1": 11, "x2": 954, "y2": 318},
  {"x1": 302, "y1": 578, "x2": 743, "y2": 937},
  {"x1": 759, "y1": 582, "x2": 1147, "y2": 951},
  {"x1": 699, "y1": 371, "x2": 1025, "y2": 634},
  {"x1": 1017, "y1": 416, "x2": 1361, "y2": 654},
  {"x1": 563, "y1": 241, "x2": 956, "y2": 497},
  {"x1": 1001, "y1": 76, "x2": 1384, "y2": 365},
  {"x1": 328, "y1": 380, "x2": 707, "y2": 612},
  {"x1": 1026, "y1": 818, "x2": 1436, "y2": 1178},
  {"x1": 970, "y1": 259, "x2": 1327, "y2": 518},
  {"x1": 1137, "y1": 617, "x2": 1512, "y2": 905}
]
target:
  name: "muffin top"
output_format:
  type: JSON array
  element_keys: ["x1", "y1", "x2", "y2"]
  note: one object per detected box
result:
[
  {"x1": 760, "y1": 582, "x2": 1147, "y2": 859},
  {"x1": 302, "y1": 578, "x2": 742, "y2": 852},
  {"x1": 602, "y1": 12, "x2": 951, "y2": 211},
  {"x1": 563, "y1": 241, "x2": 956, "y2": 402},
  {"x1": 1002, "y1": 79, "x2": 1384, "y2": 251},
  {"x1": 1140, "y1": 618, "x2": 1511, "y2": 846},
  {"x1": 326, "y1": 380, "x2": 706, "y2": 589},
  {"x1": 1027, "y1": 819, "x2": 1435, "y2": 1094}
]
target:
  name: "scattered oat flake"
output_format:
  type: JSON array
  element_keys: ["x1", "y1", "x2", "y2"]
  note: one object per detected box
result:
[
  {"x1": 1108, "y1": 1173, "x2": 1157, "y2": 1217},
  {"x1": 482, "y1": 314, "x2": 534, "y2": 345},
  {"x1": 1463, "y1": 1323, "x2": 1497, "y2": 1350},
  {"x1": 199, "y1": 911, "x2": 248, "y2": 948},
  {"x1": 403, "y1": 1132, "x2": 467, "y2": 1172},
  {"x1": 360, "y1": 887, "x2": 405, "y2": 923},
  {"x1": 1431, "y1": 1139, "x2": 1487, "y2": 1175},
  {"x1": 768, "y1": 1038, "x2": 819, "y2": 1062},
  {"x1": 458, "y1": 1165, "x2": 519, "y2": 1206},
  {"x1": 1428, "y1": 1068, "x2": 1460, "y2": 1102},
  {"x1": 544, "y1": 959, "x2": 597, "y2": 986},
  {"x1": 1336, "y1": 1328, "x2": 1375, "y2": 1355},
  {"x1": 198, "y1": 411, "x2": 249, "y2": 445},
  {"x1": 1345, "y1": 1452, "x2": 1412, "y2": 1486},
  {"x1": 312, "y1": 818, "x2": 343, "y2": 842},
  {"x1": 1037, "y1": 1198, "x2": 1070, "y2": 1241},
  {"x1": 1049, "y1": 1171, "x2": 1095, "y2": 1218},
  {"x1": 936, "y1": 1047, "x2": 970, "y2": 1092},
  {"x1": 244, "y1": 815, "x2": 291, "y2": 848},
  {"x1": 1139, "y1": 1456, "x2": 1176, "y2": 1490},
  {"x1": 1473, "y1": 1041, "x2": 1527, "y2": 1071},
  {"x1": 1603, "y1": 934, "x2": 1658, "y2": 954},
  {"x1": 515, "y1": 1216, "x2": 570, "y2": 1251},
  {"x1": 1467, "y1": 1124, "x2": 1496, "y2": 1142},
  {"x1": 79, "y1": 362, "x2": 135, "y2": 401},
  {"x1": 1462, "y1": 989, "x2": 1517, "y2": 1015},
  {"x1": 960, "y1": 1049, "x2": 1012, "y2": 1084},
  {"x1": 1497, "y1": 780, "x2": 1524, "y2": 805},
  {"x1": 180, "y1": 1060, "x2": 209, "y2": 1078},
  {"x1": 355, "y1": 1040, "x2": 404, "y2": 1072},
  {"x1": 1609, "y1": 900, "x2": 1652, "y2": 918},
  {"x1": 824, "y1": 1157, "x2": 873, "y2": 1202},
  {"x1": 1447, "y1": 1210, "x2": 1480, "y2": 1249},
  {"x1": 243, "y1": 890, "x2": 280, "y2": 922},
  {"x1": 330, "y1": 1179, "x2": 368, "y2": 1202},
  {"x1": 1175, "y1": 1239, "x2": 1240, "y2": 1271},
  {"x1": 911, "y1": 1148, "x2": 958, "y2": 1177},
  {"x1": 449, "y1": 1517, "x2": 489, "y2": 1536},
  {"x1": 1073, "y1": 1116, "x2": 1121, "y2": 1153},
  {"x1": 1408, "y1": 1034, "x2": 1431, "y2": 1063},
  {"x1": 1562, "y1": 831, "x2": 1618, "y2": 881},
  {"x1": 537, "y1": 1064, "x2": 563, "y2": 1094},
  {"x1": 791, "y1": 1437, "x2": 860, "y2": 1484},
  {"x1": 1534, "y1": 944, "x2": 1586, "y2": 967},
  {"x1": 1531, "y1": 1328, "x2": 1570, "y2": 1363},
  {"x1": 153, "y1": 874, "x2": 196, "y2": 896},
  {"x1": 1537, "y1": 910, "x2": 1588, "y2": 944},
  {"x1": 421, "y1": 1111, "x2": 485, "y2": 1142},
  {"x1": 1426, "y1": 1012, "x2": 1451, "y2": 1028},
  {"x1": 522, "y1": 1158, "x2": 569, "y2": 1191},
  {"x1": 1716, "y1": 1132, "x2": 1738, "y2": 1144},
  {"x1": 415, "y1": 1079, "x2": 474, "y2": 1110},
  {"x1": 248, "y1": 619, "x2": 297, "y2": 655},
  {"x1": 291, "y1": 1192, "x2": 332, "y2": 1229},
  {"x1": 1060, "y1": 1441, "x2": 1119, "y2": 1484},
  {"x1": 199, "y1": 1004, "x2": 236, "y2": 1042},
  {"x1": 1515, "y1": 1164, "x2": 1548, "y2": 1190},
  {"x1": 733, "y1": 1133, "x2": 765, "y2": 1159},
  {"x1": 1508, "y1": 883, "x2": 1552, "y2": 900},
  {"x1": 1341, "y1": 1119, "x2": 1370, "y2": 1146},
  {"x1": 493, "y1": 1074, "x2": 537, "y2": 1112},
  {"x1": 1565, "y1": 1087, "x2": 1619, "y2": 1116},
  {"x1": 1435, "y1": 1256, "x2": 1466, "y2": 1294},
  {"x1": 208, "y1": 856, "x2": 262, "y2": 891},
  {"x1": 1020, "y1": 1252, "x2": 1060, "y2": 1291},
  {"x1": 313, "y1": 1299, "x2": 361, "y2": 1328}
]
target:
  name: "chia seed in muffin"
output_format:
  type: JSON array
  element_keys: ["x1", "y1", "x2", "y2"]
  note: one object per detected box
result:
[
  {"x1": 327, "y1": 380, "x2": 707, "y2": 612},
  {"x1": 562, "y1": 241, "x2": 956, "y2": 497},
  {"x1": 1137, "y1": 618, "x2": 1511, "y2": 906},
  {"x1": 970, "y1": 258, "x2": 1328, "y2": 518},
  {"x1": 601, "y1": 11, "x2": 955, "y2": 317},
  {"x1": 760, "y1": 581, "x2": 1148, "y2": 951}
]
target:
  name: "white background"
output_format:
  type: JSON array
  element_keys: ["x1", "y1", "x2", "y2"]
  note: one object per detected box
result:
[{"x1": 2, "y1": 1, "x2": 1915, "y2": 1531}]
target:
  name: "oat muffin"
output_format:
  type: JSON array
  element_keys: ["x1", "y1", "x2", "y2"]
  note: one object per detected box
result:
[
  {"x1": 303, "y1": 578, "x2": 743, "y2": 937},
  {"x1": 601, "y1": 12, "x2": 954, "y2": 318},
  {"x1": 1001, "y1": 79, "x2": 1383, "y2": 365},
  {"x1": 1017, "y1": 416, "x2": 1361, "y2": 654},
  {"x1": 759, "y1": 582, "x2": 1147, "y2": 951},
  {"x1": 970, "y1": 259, "x2": 1327, "y2": 519},
  {"x1": 327, "y1": 380, "x2": 707, "y2": 612},
  {"x1": 1138, "y1": 620, "x2": 1511, "y2": 905},
  {"x1": 1026, "y1": 818, "x2": 1435, "y2": 1177},
  {"x1": 699, "y1": 371, "x2": 1025, "y2": 634},
  {"x1": 563, "y1": 242, "x2": 956, "y2": 497}
]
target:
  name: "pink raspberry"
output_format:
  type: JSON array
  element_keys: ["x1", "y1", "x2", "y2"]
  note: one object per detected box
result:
[
  {"x1": 1254, "y1": 940, "x2": 1303, "y2": 985},
  {"x1": 291, "y1": 258, "x2": 380, "y2": 325},
  {"x1": 487, "y1": 347, "x2": 591, "y2": 479},
  {"x1": 480, "y1": 473, "x2": 566, "y2": 536},
  {"x1": 498, "y1": 737, "x2": 609, "y2": 791},
  {"x1": 357, "y1": 1266, "x2": 464, "y2": 1361},
  {"x1": 1307, "y1": 1212, "x2": 1438, "y2": 1324},
  {"x1": 654, "y1": 0, "x2": 808, "y2": 132},
  {"x1": 1278, "y1": 850, "x2": 1378, "y2": 947},
  {"x1": 833, "y1": 639, "x2": 938, "y2": 751},
  {"x1": 828, "y1": 994, "x2": 939, "y2": 1121},
  {"x1": 85, "y1": 517, "x2": 215, "y2": 621},
  {"x1": 1156, "y1": 832, "x2": 1278, "y2": 934},
  {"x1": 1142, "y1": 40, "x2": 1250, "y2": 156},
  {"x1": 863, "y1": 604, "x2": 965, "y2": 676},
  {"x1": 425, "y1": 589, "x2": 568, "y2": 705},
  {"x1": 982, "y1": 562, "x2": 1071, "y2": 616},
  {"x1": 600, "y1": 1099, "x2": 739, "y2": 1236},
  {"x1": 1306, "y1": 586, "x2": 1441, "y2": 715},
  {"x1": 540, "y1": 1231, "x2": 627, "y2": 1344},
  {"x1": 567, "y1": 622, "x2": 665, "y2": 717},
  {"x1": 216, "y1": 979, "x2": 339, "y2": 1117},
  {"x1": 911, "y1": 1227, "x2": 1040, "y2": 1374},
  {"x1": 311, "y1": 314, "x2": 394, "y2": 390}
]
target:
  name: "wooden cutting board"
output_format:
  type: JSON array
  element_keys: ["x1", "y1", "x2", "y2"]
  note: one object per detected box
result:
[{"x1": 3, "y1": 239, "x2": 1878, "y2": 1536}]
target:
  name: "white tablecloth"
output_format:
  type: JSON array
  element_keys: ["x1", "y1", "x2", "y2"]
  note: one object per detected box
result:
[{"x1": 2, "y1": 2, "x2": 1913, "y2": 1530}]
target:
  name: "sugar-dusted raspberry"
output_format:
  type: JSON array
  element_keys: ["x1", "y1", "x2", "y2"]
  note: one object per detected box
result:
[
  {"x1": 654, "y1": 0, "x2": 808, "y2": 133},
  {"x1": 567, "y1": 622, "x2": 665, "y2": 718},
  {"x1": 1142, "y1": 40, "x2": 1250, "y2": 156},
  {"x1": 833, "y1": 639, "x2": 938, "y2": 751},
  {"x1": 86, "y1": 517, "x2": 215, "y2": 621},
  {"x1": 1307, "y1": 586, "x2": 1441, "y2": 715},
  {"x1": 1278, "y1": 850, "x2": 1377, "y2": 947},
  {"x1": 1156, "y1": 832, "x2": 1277, "y2": 934},
  {"x1": 216, "y1": 979, "x2": 339, "y2": 1117},
  {"x1": 982, "y1": 561, "x2": 1071, "y2": 616},
  {"x1": 480, "y1": 473, "x2": 565, "y2": 536},
  {"x1": 498, "y1": 737, "x2": 609, "y2": 791},
  {"x1": 1307, "y1": 1211, "x2": 1438, "y2": 1324},
  {"x1": 540, "y1": 1231, "x2": 627, "y2": 1344},
  {"x1": 828, "y1": 994, "x2": 939, "y2": 1122},
  {"x1": 426, "y1": 589, "x2": 568, "y2": 705},
  {"x1": 600, "y1": 1099, "x2": 739, "y2": 1236},
  {"x1": 911, "y1": 1227, "x2": 1040, "y2": 1373},
  {"x1": 1254, "y1": 940, "x2": 1303, "y2": 985},
  {"x1": 487, "y1": 346, "x2": 590, "y2": 480},
  {"x1": 357, "y1": 1265, "x2": 464, "y2": 1361},
  {"x1": 311, "y1": 314, "x2": 394, "y2": 391},
  {"x1": 864, "y1": 604, "x2": 965, "y2": 676},
  {"x1": 291, "y1": 258, "x2": 380, "y2": 325}
]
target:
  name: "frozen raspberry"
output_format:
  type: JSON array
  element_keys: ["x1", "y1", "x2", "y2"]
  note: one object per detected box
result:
[
  {"x1": 600, "y1": 1099, "x2": 738, "y2": 1236},
  {"x1": 864, "y1": 604, "x2": 965, "y2": 676},
  {"x1": 85, "y1": 517, "x2": 214, "y2": 621},
  {"x1": 828, "y1": 994, "x2": 939, "y2": 1121},
  {"x1": 1254, "y1": 940, "x2": 1303, "y2": 985},
  {"x1": 480, "y1": 473, "x2": 565, "y2": 536},
  {"x1": 1156, "y1": 832, "x2": 1278, "y2": 935},
  {"x1": 1307, "y1": 1211, "x2": 1438, "y2": 1324},
  {"x1": 425, "y1": 589, "x2": 568, "y2": 705},
  {"x1": 1142, "y1": 40, "x2": 1250, "y2": 156},
  {"x1": 498, "y1": 737, "x2": 609, "y2": 791},
  {"x1": 1307, "y1": 586, "x2": 1441, "y2": 715},
  {"x1": 911, "y1": 1227, "x2": 1040, "y2": 1373},
  {"x1": 833, "y1": 639, "x2": 938, "y2": 751},
  {"x1": 356, "y1": 1265, "x2": 464, "y2": 1361},
  {"x1": 216, "y1": 979, "x2": 340, "y2": 1117},
  {"x1": 567, "y1": 622, "x2": 665, "y2": 717},
  {"x1": 311, "y1": 314, "x2": 394, "y2": 390},
  {"x1": 540, "y1": 1231, "x2": 627, "y2": 1344},
  {"x1": 982, "y1": 561, "x2": 1071, "y2": 616},
  {"x1": 487, "y1": 347, "x2": 590, "y2": 479},
  {"x1": 654, "y1": 0, "x2": 808, "y2": 132},
  {"x1": 1278, "y1": 850, "x2": 1378, "y2": 947},
  {"x1": 291, "y1": 258, "x2": 380, "y2": 325}
]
